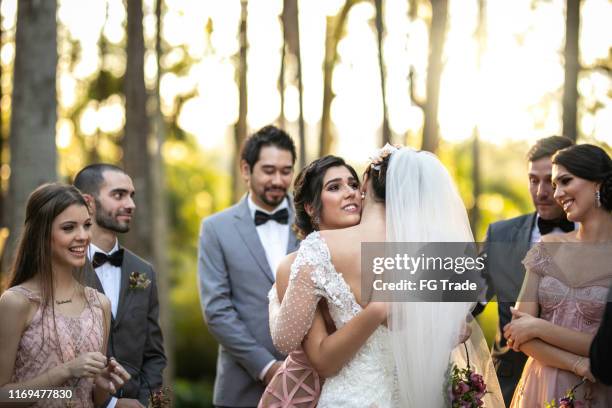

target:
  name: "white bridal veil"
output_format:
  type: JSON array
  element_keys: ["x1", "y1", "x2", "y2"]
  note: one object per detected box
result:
[{"x1": 385, "y1": 148, "x2": 504, "y2": 407}]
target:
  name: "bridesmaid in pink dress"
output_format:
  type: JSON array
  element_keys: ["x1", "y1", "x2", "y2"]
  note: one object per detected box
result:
[
  {"x1": 0, "y1": 184, "x2": 130, "y2": 407},
  {"x1": 504, "y1": 145, "x2": 612, "y2": 407},
  {"x1": 259, "y1": 156, "x2": 390, "y2": 407}
]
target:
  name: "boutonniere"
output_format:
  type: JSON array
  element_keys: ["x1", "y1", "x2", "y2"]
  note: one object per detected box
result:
[{"x1": 129, "y1": 271, "x2": 151, "y2": 290}]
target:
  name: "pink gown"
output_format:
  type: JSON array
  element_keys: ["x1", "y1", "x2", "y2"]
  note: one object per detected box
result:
[
  {"x1": 9, "y1": 286, "x2": 106, "y2": 407},
  {"x1": 511, "y1": 242, "x2": 612, "y2": 408}
]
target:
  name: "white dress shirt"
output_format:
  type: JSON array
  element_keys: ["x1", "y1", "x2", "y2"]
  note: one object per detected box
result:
[
  {"x1": 247, "y1": 194, "x2": 290, "y2": 280},
  {"x1": 88, "y1": 240, "x2": 120, "y2": 408},
  {"x1": 89, "y1": 240, "x2": 121, "y2": 318},
  {"x1": 247, "y1": 194, "x2": 290, "y2": 381}
]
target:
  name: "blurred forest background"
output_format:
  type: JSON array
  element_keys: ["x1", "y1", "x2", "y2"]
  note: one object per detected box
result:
[{"x1": 0, "y1": 0, "x2": 610, "y2": 406}]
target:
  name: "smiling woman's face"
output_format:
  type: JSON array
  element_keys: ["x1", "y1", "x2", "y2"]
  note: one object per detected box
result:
[
  {"x1": 552, "y1": 164, "x2": 600, "y2": 222},
  {"x1": 317, "y1": 166, "x2": 362, "y2": 230}
]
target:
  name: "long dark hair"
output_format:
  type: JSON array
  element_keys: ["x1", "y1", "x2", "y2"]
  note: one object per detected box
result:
[
  {"x1": 293, "y1": 155, "x2": 360, "y2": 239},
  {"x1": 552, "y1": 144, "x2": 612, "y2": 211}
]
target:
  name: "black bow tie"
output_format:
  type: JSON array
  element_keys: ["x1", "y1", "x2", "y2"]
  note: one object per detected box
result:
[
  {"x1": 92, "y1": 248, "x2": 124, "y2": 268},
  {"x1": 537, "y1": 216, "x2": 574, "y2": 235},
  {"x1": 254, "y1": 208, "x2": 289, "y2": 226}
]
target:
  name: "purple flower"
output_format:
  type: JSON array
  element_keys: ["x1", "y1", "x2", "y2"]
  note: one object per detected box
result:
[{"x1": 469, "y1": 372, "x2": 487, "y2": 393}]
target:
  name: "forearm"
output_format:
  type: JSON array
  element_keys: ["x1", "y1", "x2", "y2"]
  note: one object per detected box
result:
[
  {"x1": 536, "y1": 319, "x2": 594, "y2": 356},
  {"x1": 304, "y1": 306, "x2": 383, "y2": 378},
  {"x1": 519, "y1": 338, "x2": 581, "y2": 372},
  {"x1": 1, "y1": 365, "x2": 72, "y2": 389}
]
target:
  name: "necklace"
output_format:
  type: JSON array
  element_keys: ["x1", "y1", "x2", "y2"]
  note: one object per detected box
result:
[{"x1": 56, "y1": 283, "x2": 77, "y2": 305}]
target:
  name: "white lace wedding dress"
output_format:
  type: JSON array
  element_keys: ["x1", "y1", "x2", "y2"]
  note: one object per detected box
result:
[{"x1": 270, "y1": 232, "x2": 400, "y2": 407}]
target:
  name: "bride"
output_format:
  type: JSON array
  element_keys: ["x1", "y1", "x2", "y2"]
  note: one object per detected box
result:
[{"x1": 271, "y1": 145, "x2": 503, "y2": 407}]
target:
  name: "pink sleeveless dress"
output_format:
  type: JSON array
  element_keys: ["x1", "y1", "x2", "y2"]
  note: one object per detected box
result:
[
  {"x1": 510, "y1": 243, "x2": 612, "y2": 408},
  {"x1": 9, "y1": 286, "x2": 106, "y2": 407}
]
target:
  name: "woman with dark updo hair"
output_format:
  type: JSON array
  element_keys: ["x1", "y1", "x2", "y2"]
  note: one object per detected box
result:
[
  {"x1": 260, "y1": 155, "x2": 388, "y2": 407},
  {"x1": 505, "y1": 144, "x2": 612, "y2": 407}
]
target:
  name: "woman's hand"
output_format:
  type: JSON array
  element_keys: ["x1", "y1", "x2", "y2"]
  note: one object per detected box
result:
[
  {"x1": 503, "y1": 307, "x2": 542, "y2": 351},
  {"x1": 95, "y1": 358, "x2": 131, "y2": 394},
  {"x1": 573, "y1": 357, "x2": 596, "y2": 383},
  {"x1": 65, "y1": 351, "x2": 107, "y2": 378}
]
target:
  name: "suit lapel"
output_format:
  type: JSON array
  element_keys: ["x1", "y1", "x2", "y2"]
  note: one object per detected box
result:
[
  {"x1": 234, "y1": 198, "x2": 275, "y2": 283},
  {"x1": 509, "y1": 213, "x2": 537, "y2": 288},
  {"x1": 286, "y1": 198, "x2": 299, "y2": 253},
  {"x1": 114, "y1": 251, "x2": 133, "y2": 326},
  {"x1": 83, "y1": 259, "x2": 105, "y2": 294}
]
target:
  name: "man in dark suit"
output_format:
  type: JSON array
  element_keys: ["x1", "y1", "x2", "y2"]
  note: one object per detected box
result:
[
  {"x1": 475, "y1": 136, "x2": 574, "y2": 405},
  {"x1": 198, "y1": 126, "x2": 299, "y2": 407},
  {"x1": 75, "y1": 164, "x2": 166, "y2": 408}
]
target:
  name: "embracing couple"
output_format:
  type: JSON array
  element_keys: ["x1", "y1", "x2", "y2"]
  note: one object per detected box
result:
[{"x1": 198, "y1": 126, "x2": 502, "y2": 408}]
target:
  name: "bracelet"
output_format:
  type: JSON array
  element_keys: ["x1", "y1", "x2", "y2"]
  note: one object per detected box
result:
[{"x1": 571, "y1": 356, "x2": 584, "y2": 375}]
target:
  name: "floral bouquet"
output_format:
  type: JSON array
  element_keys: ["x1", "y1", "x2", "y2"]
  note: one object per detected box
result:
[
  {"x1": 545, "y1": 379, "x2": 586, "y2": 408},
  {"x1": 149, "y1": 387, "x2": 171, "y2": 408},
  {"x1": 448, "y1": 343, "x2": 488, "y2": 407}
]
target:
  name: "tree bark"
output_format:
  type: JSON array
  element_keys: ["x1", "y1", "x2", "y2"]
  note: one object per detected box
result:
[
  {"x1": 152, "y1": 0, "x2": 173, "y2": 392},
  {"x1": 562, "y1": 0, "x2": 580, "y2": 142},
  {"x1": 421, "y1": 0, "x2": 448, "y2": 153},
  {"x1": 3, "y1": 0, "x2": 58, "y2": 271},
  {"x1": 374, "y1": 0, "x2": 391, "y2": 145},
  {"x1": 320, "y1": 0, "x2": 359, "y2": 157},
  {"x1": 282, "y1": 0, "x2": 305, "y2": 168},
  {"x1": 122, "y1": 0, "x2": 152, "y2": 260},
  {"x1": 232, "y1": 0, "x2": 248, "y2": 202}
]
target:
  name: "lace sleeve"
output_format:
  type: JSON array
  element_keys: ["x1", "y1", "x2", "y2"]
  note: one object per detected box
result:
[
  {"x1": 522, "y1": 242, "x2": 551, "y2": 276},
  {"x1": 271, "y1": 233, "x2": 329, "y2": 354}
]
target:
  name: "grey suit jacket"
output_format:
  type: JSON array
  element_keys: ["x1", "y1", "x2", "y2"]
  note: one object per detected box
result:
[
  {"x1": 478, "y1": 212, "x2": 535, "y2": 406},
  {"x1": 198, "y1": 196, "x2": 299, "y2": 407},
  {"x1": 84, "y1": 248, "x2": 167, "y2": 406}
]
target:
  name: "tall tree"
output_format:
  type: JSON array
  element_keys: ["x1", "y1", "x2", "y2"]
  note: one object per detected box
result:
[
  {"x1": 152, "y1": 0, "x2": 173, "y2": 389},
  {"x1": 123, "y1": 0, "x2": 152, "y2": 259},
  {"x1": 3, "y1": 0, "x2": 58, "y2": 270},
  {"x1": 374, "y1": 0, "x2": 391, "y2": 145},
  {"x1": 320, "y1": 0, "x2": 361, "y2": 157},
  {"x1": 562, "y1": 0, "x2": 580, "y2": 142},
  {"x1": 281, "y1": 0, "x2": 306, "y2": 169},
  {"x1": 421, "y1": 0, "x2": 448, "y2": 153},
  {"x1": 232, "y1": 0, "x2": 248, "y2": 202},
  {"x1": 470, "y1": 0, "x2": 486, "y2": 236}
]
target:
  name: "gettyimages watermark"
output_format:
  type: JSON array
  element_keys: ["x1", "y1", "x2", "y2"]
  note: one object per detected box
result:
[{"x1": 361, "y1": 241, "x2": 612, "y2": 303}]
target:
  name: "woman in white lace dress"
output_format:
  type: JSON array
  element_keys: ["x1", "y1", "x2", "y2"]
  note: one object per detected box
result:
[{"x1": 272, "y1": 146, "x2": 500, "y2": 407}]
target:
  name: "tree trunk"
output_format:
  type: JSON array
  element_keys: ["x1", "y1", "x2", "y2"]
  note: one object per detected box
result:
[
  {"x1": 374, "y1": 0, "x2": 391, "y2": 145},
  {"x1": 320, "y1": 0, "x2": 359, "y2": 157},
  {"x1": 122, "y1": 0, "x2": 152, "y2": 260},
  {"x1": 562, "y1": 0, "x2": 580, "y2": 142},
  {"x1": 282, "y1": 0, "x2": 305, "y2": 168},
  {"x1": 0, "y1": 0, "x2": 4, "y2": 230},
  {"x1": 421, "y1": 0, "x2": 448, "y2": 153},
  {"x1": 232, "y1": 0, "x2": 248, "y2": 202},
  {"x1": 152, "y1": 0, "x2": 173, "y2": 392},
  {"x1": 3, "y1": 0, "x2": 58, "y2": 271},
  {"x1": 470, "y1": 0, "x2": 486, "y2": 236}
]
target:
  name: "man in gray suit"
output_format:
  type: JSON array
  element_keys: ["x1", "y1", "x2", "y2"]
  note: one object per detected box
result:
[
  {"x1": 75, "y1": 164, "x2": 166, "y2": 408},
  {"x1": 198, "y1": 126, "x2": 299, "y2": 407},
  {"x1": 475, "y1": 136, "x2": 574, "y2": 405}
]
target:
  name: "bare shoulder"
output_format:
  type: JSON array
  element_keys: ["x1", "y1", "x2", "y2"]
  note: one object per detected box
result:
[
  {"x1": 276, "y1": 251, "x2": 298, "y2": 300},
  {"x1": 319, "y1": 228, "x2": 359, "y2": 255}
]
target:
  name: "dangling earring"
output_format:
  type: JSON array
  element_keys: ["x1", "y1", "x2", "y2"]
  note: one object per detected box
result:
[
  {"x1": 312, "y1": 215, "x2": 320, "y2": 230},
  {"x1": 361, "y1": 192, "x2": 366, "y2": 199},
  {"x1": 595, "y1": 190, "x2": 602, "y2": 208}
]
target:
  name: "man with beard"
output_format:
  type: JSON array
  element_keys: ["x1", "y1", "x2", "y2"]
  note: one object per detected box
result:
[
  {"x1": 74, "y1": 164, "x2": 166, "y2": 408},
  {"x1": 198, "y1": 125, "x2": 298, "y2": 407},
  {"x1": 474, "y1": 136, "x2": 574, "y2": 405}
]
